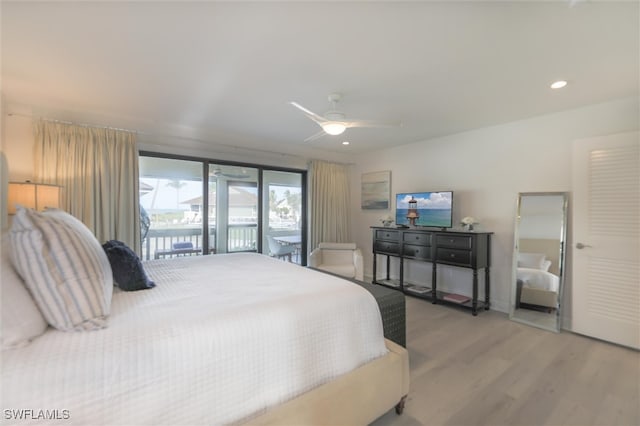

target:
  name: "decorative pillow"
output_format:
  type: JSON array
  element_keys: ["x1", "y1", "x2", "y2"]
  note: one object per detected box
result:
[
  {"x1": 102, "y1": 240, "x2": 155, "y2": 291},
  {"x1": 9, "y1": 207, "x2": 113, "y2": 331},
  {"x1": 1, "y1": 233, "x2": 48, "y2": 349},
  {"x1": 518, "y1": 252, "x2": 547, "y2": 270}
]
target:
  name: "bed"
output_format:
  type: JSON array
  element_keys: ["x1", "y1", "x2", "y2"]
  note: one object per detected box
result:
[
  {"x1": 2, "y1": 219, "x2": 409, "y2": 426},
  {"x1": 516, "y1": 244, "x2": 561, "y2": 311},
  {"x1": 516, "y1": 267, "x2": 560, "y2": 310}
]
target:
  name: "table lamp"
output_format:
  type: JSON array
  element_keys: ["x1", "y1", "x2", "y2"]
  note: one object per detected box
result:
[{"x1": 8, "y1": 181, "x2": 62, "y2": 214}]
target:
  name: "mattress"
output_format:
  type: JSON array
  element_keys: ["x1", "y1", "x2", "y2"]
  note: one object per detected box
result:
[
  {"x1": 517, "y1": 267, "x2": 560, "y2": 292},
  {"x1": 1, "y1": 253, "x2": 387, "y2": 425}
]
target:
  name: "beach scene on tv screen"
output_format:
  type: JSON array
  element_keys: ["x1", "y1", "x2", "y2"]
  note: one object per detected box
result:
[{"x1": 396, "y1": 192, "x2": 452, "y2": 227}]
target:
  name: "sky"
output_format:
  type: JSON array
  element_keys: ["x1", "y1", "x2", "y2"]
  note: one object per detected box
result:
[{"x1": 397, "y1": 191, "x2": 452, "y2": 209}]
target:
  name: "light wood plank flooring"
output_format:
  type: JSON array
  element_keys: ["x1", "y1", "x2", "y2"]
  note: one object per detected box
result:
[{"x1": 372, "y1": 297, "x2": 639, "y2": 426}]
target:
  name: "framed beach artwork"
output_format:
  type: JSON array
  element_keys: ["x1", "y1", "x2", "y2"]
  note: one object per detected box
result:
[{"x1": 361, "y1": 171, "x2": 391, "y2": 210}]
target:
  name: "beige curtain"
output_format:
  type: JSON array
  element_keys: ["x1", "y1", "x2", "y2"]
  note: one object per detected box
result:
[
  {"x1": 34, "y1": 120, "x2": 141, "y2": 253},
  {"x1": 309, "y1": 160, "x2": 351, "y2": 250}
]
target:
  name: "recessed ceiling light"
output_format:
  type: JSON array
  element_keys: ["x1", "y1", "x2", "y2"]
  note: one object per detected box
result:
[
  {"x1": 550, "y1": 80, "x2": 568, "y2": 89},
  {"x1": 342, "y1": 141, "x2": 350, "y2": 145}
]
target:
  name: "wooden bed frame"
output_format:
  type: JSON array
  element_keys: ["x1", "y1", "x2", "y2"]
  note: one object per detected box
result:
[{"x1": 249, "y1": 339, "x2": 410, "y2": 425}]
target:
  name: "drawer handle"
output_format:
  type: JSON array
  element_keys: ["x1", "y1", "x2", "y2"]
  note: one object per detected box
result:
[
  {"x1": 415, "y1": 236, "x2": 419, "y2": 240},
  {"x1": 449, "y1": 239, "x2": 454, "y2": 243},
  {"x1": 414, "y1": 250, "x2": 419, "y2": 255},
  {"x1": 450, "y1": 253, "x2": 456, "y2": 258}
]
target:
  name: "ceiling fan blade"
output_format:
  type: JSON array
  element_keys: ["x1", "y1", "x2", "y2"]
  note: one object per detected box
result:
[
  {"x1": 343, "y1": 119, "x2": 402, "y2": 129},
  {"x1": 289, "y1": 101, "x2": 327, "y2": 125},
  {"x1": 303, "y1": 130, "x2": 327, "y2": 142}
]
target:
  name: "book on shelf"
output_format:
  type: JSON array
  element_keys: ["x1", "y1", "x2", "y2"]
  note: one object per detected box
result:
[
  {"x1": 405, "y1": 285, "x2": 430, "y2": 294},
  {"x1": 442, "y1": 293, "x2": 471, "y2": 304}
]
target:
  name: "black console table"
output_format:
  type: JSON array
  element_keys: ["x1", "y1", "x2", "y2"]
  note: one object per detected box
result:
[{"x1": 372, "y1": 227, "x2": 492, "y2": 315}]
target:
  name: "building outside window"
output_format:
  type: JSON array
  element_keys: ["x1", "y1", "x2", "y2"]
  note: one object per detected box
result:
[{"x1": 139, "y1": 154, "x2": 306, "y2": 264}]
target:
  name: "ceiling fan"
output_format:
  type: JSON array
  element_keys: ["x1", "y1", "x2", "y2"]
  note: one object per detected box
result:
[
  {"x1": 290, "y1": 93, "x2": 401, "y2": 142},
  {"x1": 210, "y1": 167, "x2": 250, "y2": 179}
]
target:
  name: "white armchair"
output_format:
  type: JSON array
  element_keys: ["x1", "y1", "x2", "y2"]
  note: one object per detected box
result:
[{"x1": 309, "y1": 242, "x2": 364, "y2": 281}]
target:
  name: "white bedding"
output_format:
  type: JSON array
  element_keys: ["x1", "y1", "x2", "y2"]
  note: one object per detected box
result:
[
  {"x1": 1, "y1": 253, "x2": 387, "y2": 425},
  {"x1": 517, "y1": 267, "x2": 560, "y2": 292}
]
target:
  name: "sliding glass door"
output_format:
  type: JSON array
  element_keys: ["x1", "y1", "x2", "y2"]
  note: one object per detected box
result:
[
  {"x1": 209, "y1": 164, "x2": 258, "y2": 253},
  {"x1": 139, "y1": 153, "x2": 306, "y2": 264}
]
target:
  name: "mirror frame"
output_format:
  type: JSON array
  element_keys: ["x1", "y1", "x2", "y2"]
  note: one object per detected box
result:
[{"x1": 510, "y1": 192, "x2": 569, "y2": 333}]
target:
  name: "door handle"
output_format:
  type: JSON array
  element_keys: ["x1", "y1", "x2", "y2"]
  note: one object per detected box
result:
[{"x1": 576, "y1": 242, "x2": 592, "y2": 249}]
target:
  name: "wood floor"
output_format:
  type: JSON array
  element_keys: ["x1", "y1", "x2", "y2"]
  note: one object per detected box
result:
[{"x1": 371, "y1": 296, "x2": 639, "y2": 426}]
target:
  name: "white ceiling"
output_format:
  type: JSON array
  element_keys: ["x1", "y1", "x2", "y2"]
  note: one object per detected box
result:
[{"x1": 2, "y1": 1, "x2": 638, "y2": 158}]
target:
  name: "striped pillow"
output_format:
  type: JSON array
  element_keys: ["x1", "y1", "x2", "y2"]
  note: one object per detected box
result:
[{"x1": 9, "y1": 207, "x2": 113, "y2": 331}]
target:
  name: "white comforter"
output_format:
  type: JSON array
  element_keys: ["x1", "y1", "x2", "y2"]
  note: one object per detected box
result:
[
  {"x1": 1, "y1": 253, "x2": 387, "y2": 425},
  {"x1": 517, "y1": 267, "x2": 560, "y2": 292}
]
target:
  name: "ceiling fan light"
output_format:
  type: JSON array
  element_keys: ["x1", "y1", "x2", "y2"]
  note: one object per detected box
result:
[{"x1": 322, "y1": 122, "x2": 346, "y2": 136}]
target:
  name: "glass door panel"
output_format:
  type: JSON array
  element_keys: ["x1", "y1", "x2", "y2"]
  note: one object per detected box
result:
[
  {"x1": 139, "y1": 156, "x2": 203, "y2": 260},
  {"x1": 209, "y1": 164, "x2": 258, "y2": 253},
  {"x1": 262, "y1": 170, "x2": 303, "y2": 264}
]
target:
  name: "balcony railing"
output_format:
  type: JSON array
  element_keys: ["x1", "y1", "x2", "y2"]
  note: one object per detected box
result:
[
  {"x1": 228, "y1": 224, "x2": 258, "y2": 252},
  {"x1": 142, "y1": 225, "x2": 258, "y2": 261}
]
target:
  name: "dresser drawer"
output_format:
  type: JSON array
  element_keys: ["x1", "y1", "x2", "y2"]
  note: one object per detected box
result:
[
  {"x1": 403, "y1": 244, "x2": 432, "y2": 260},
  {"x1": 403, "y1": 232, "x2": 431, "y2": 246},
  {"x1": 436, "y1": 235, "x2": 472, "y2": 250},
  {"x1": 436, "y1": 248, "x2": 472, "y2": 266},
  {"x1": 375, "y1": 229, "x2": 400, "y2": 241},
  {"x1": 374, "y1": 241, "x2": 400, "y2": 255}
]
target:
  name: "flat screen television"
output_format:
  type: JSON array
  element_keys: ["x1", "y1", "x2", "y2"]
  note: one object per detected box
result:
[{"x1": 395, "y1": 191, "x2": 453, "y2": 228}]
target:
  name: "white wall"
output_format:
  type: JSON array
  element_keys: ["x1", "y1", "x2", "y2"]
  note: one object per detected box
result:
[
  {"x1": 519, "y1": 213, "x2": 563, "y2": 239},
  {"x1": 2, "y1": 114, "x2": 33, "y2": 182},
  {"x1": 351, "y1": 97, "x2": 639, "y2": 316},
  {"x1": 1, "y1": 97, "x2": 357, "y2": 183}
]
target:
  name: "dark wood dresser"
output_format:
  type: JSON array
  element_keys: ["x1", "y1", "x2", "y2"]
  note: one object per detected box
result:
[{"x1": 372, "y1": 226, "x2": 493, "y2": 315}]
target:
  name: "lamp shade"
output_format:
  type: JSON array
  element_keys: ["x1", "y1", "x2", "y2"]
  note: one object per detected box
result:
[{"x1": 8, "y1": 182, "x2": 61, "y2": 214}]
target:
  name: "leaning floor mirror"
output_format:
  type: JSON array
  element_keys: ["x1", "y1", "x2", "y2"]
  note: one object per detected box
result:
[{"x1": 510, "y1": 192, "x2": 568, "y2": 332}]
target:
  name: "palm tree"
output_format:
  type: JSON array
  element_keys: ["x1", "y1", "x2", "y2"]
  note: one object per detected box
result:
[
  {"x1": 285, "y1": 189, "x2": 302, "y2": 226},
  {"x1": 166, "y1": 180, "x2": 187, "y2": 208},
  {"x1": 149, "y1": 179, "x2": 161, "y2": 210}
]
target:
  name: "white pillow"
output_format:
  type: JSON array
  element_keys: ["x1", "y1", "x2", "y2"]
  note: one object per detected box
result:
[
  {"x1": 1, "y1": 233, "x2": 48, "y2": 349},
  {"x1": 9, "y1": 207, "x2": 113, "y2": 331},
  {"x1": 518, "y1": 252, "x2": 547, "y2": 270}
]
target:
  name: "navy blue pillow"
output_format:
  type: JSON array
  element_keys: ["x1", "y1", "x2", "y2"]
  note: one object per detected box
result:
[{"x1": 102, "y1": 240, "x2": 155, "y2": 291}]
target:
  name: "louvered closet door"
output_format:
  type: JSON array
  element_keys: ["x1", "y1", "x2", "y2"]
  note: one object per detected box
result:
[{"x1": 572, "y1": 131, "x2": 639, "y2": 349}]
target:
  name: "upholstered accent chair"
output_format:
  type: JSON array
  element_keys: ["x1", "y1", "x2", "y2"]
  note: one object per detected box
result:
[{"x1": 309, "y1": 242, "x2": 364, "y2": 281}]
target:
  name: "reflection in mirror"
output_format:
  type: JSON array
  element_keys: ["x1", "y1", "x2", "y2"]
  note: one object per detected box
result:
[{"x1": 510, "y1": 192, "x2": 568, "y2": 332}]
